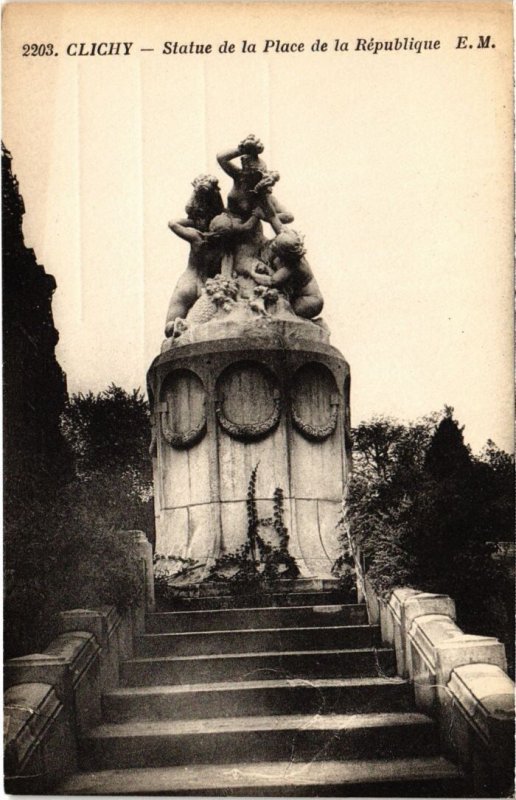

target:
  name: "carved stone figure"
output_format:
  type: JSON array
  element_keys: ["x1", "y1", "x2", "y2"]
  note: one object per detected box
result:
[
  {"x1": 251, "y1": 230, "x2": 324, "y2": 319},
  {"x1": 165, "y1": 175, "x2": 225, "y2": 337},
  {"x1": 150, "y1": 136, "x2": 350, "y2": 583},
  {"x1": 217, "y1": 135, "x2": 294, "y2": 226},
  {"x1": 164, "y1": 137, "x2": 325, "y2": 341},
  {"x1": 185, "y1": 275, "x2": 239, "y2": 326}
]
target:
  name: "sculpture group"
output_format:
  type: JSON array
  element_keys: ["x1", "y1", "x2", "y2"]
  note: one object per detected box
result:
[{"x1": 165, "y1": 135, "x2": 324, "y2": 339}]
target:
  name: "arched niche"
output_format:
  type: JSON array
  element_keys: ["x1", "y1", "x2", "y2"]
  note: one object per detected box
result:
[
  {"x1": 159, "y1": 369, "x2": 207, "y2": 449},
  {"x1": 291, "y1": 362, "x2": 340, "y2": 442},
  {"x1": 215, "y1": 361, "x2": 281, "y2": 442}
]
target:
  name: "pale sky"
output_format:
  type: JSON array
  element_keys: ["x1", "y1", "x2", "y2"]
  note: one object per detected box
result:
[{"x1": 3, "y1": 2, "x2": 514, "y2": 453}]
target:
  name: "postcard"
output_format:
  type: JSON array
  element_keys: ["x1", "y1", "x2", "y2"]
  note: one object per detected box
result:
[{"x1": 3, "y1": 2, "x2": 514, "y2": 796}]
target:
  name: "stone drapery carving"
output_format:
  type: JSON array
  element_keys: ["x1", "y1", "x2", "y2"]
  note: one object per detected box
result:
[{"x1": 164, "y1": 136, "x2": 325, "y2": 341}]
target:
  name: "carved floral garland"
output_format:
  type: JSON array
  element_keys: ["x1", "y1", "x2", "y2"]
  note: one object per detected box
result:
[
  {"x1": 291, "y1": 393, "x2": 339, "y2": 442},
  {"x1": 215, "y1": 389, "x2": 281, "y2": 442},
  {"x1": 159, "y1": 401, "x2": 207, "y2": 449}
]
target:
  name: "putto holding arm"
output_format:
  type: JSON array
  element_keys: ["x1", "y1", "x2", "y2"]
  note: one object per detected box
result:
[
  {"x1": 217, "y1": 134, "x2": 294, "y2": 227},
  {"x1": 164, "y1": 135, "x2": 325, "y2": 341},
  {"x1": 165, "y1": 175, "x2": 224, "y2": 337},
  {"x1": 250, "y1": 230, "x2": 324, "y2": 319}
]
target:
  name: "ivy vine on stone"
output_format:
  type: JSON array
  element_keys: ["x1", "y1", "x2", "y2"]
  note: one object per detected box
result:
[{"x1": 208, "y1": 464, "x2": 299, "y2": 592}]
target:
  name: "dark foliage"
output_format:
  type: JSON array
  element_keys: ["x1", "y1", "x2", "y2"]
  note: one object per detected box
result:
[
  {"x1": 5, "y1": 386, "x2": 153, "y2": 659},
  {"x1": 2, "y1": 144, "x2": 71, "y2": 495},
  {"x1": 5, "y1": 479, "x2": 144, "y2": 659},
  {"x1": 62, "y1": 385, "x2": 151, "y2": 479},
  {"x1": 345, "y1": 408, "x2": 514, "y2": 673},
  {"x1": 3, "y1": 145, "x2": 153, "y2": 658}
]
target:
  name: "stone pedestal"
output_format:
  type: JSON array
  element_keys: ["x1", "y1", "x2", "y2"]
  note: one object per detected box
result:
[{"x1": 147, "y1": 316, "x2": 351, "y2": 580}]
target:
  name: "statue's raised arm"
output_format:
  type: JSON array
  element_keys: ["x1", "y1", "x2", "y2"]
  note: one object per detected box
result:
[
  {"x1": 217, "y1": 134, "x2": 265, "y2": 180},
  {"x1": 217, "y1": 135, "x2": 294, "y2": 225},
  {"x1": 168, "y1": 217, "x2": 204, "y2": 244}
]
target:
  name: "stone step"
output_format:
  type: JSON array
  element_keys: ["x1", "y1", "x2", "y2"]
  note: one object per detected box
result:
[
  {"x1": 103, "y1": 676, "x2": 412, "y2": 722},
  {"x1": 160, "y1": 590, "x2": 350, "y2": 611},
  {"x1": 59, "y1": 756, "x2": 466, "y2": 796},
  {"x1": 135, "y1": 624, "x2": 379, "y2": 658},
  {"x1": 120, "y1": 646, "x2": 396, "y2": 686},
  {"x1": 79, "y1": 712, "x2": 438, "y2": 771},
  {"x1": 146, "y1": 604, "x2": 368, "y2": 633}
]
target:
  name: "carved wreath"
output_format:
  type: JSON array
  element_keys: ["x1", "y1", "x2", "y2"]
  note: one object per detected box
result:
[
  {"x1": 291, "y1": 392, "x2": 340, "y2": 442},
  {"x1": 158, "y1": 400, "x2": 207, "y2": 449},
  {"x1": 215, "y1": 389, "x2": 281, "y2": 442}
]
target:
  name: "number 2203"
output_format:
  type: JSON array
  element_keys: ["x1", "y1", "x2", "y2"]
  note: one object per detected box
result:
[{"x1": 22, "y1": 43, "x2": 55, "y2": 56}]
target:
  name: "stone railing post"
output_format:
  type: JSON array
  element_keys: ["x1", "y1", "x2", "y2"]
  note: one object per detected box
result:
[
  {"x1": 4, "y1": 630, "x2": 101, "y2": 791},
  {"x1": 5, "y1": 632, "x2": 102, "y2": 735},
  {"x1": 378, "y1": 586, "x2": 514, "y2": 795},
  {"x1": 4, "y1": 529, "x2": 155, "y2": 792},
  {"x1": 59, "y1": 606, "x2": 128, "y2": 688},
  {"x1": 4, "y1": 682, "x2": 76, "y2": 794},
  {"x1": 445, "y1": 663, "x2": 514, "y2": 796},
  {"x1": 119, "y1": 529, "x2": 155, "y2": 635}
]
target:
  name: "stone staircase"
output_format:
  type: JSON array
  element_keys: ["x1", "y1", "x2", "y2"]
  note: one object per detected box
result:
[{"x1": 59, "y1": 591, "x2": 466, "y2": 796}]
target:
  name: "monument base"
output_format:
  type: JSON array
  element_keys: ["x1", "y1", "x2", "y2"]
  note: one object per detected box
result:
[{"x1": 148, "y1": 319, "x2": 351, "y2": 583}]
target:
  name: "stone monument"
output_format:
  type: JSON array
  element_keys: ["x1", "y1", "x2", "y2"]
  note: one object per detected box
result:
[{"x1": 147, "y1": 135, "x2": 351, "y2": 581}]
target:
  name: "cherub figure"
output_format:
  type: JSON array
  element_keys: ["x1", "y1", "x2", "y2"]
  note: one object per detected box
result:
[
  {"x1": 165, "y1": 175, "x2": 225, "y2": 337},
  {"x1": 250, "y1": 230, "x2": 324, "y2": 319},
  {"x1": 217, "y1": 135, "x2": 294, "y2": 227},
  {"x1": 206, "y1": 209, "x2": 272, "y2": 296},
  {"x1": 206, "y1": 209, "x2": 263, "y2": 251},
  {"x1": 185, "y1": 173, "x2": 224, "y2": 228}
]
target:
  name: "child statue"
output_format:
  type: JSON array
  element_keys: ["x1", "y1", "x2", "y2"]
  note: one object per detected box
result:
[
  {"x1": 250, "y1": 230, "x2": 324, "y2": 319},
  {"x1": 217, "y1": 134, "x2": 294, "y2": 227}
]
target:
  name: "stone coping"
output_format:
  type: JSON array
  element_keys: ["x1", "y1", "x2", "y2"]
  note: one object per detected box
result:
[
  {"x1": 4, "y1": 682, "x2": 62, "y2": 773},
  {"x1": 448, "y1": 663, "x2": 515, "y2": 743},
  {"x1": 5, "y1": 631, "x2": 100, "y2": 694},
  {"x1": 160, "y1": 316, "x2": 331, "y2": 353},
  {"x1": 402, "y1": 593, "x2": 456, "y2": 629},
  {"x1": 154, "y1": 577, "x2": 343, "y2": 597},
  {"x1": 378, "y1": 584, "x2": 514, "y2": 794},
  {"x1": 59, "y1": 606, "x2": 122, "y2": 643},
  {"x1": 388, "y1": 588, "x2": 421, "y2": 624},
  {"x1": 152, "y1": 331, "x2": 348, "y2": 370},
  {"x1": 407, "y1": 613, "x2": 504, "y2": 683}
]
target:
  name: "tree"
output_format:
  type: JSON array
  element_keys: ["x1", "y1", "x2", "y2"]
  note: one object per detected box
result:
[
  {"x1": 5, "y1": 474, "x2": 145, "y2": 659},
  {"x1": 3, "y1": 150, "x2": 154, "y2": 659},
  {"x1": 346, "y1": 409, "x2": 514, "y2": 673},
  {"x1": 352, "y1": 415, "x2": 435, "y2": 483},
  {"x1": 2, "y1": 143, "x2": 70, "y2": 498},
  {"x1": 5, "y1": 385, "x2": 154, "y2": 659},
  {"x1": 424, "y1": 407, "x2": 472, "y2": 478},
  {"x1": 62, "y1": 384, "x2": 151, "y2": 479},
  {"x1": 347, "y1": 413, "x2": 437, "y2": 594}
]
